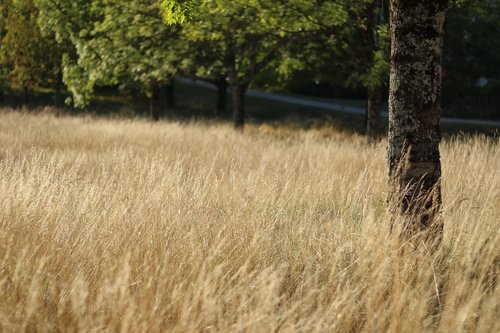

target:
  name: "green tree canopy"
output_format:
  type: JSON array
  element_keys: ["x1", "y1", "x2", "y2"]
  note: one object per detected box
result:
[
  {"x1": 0, "y1": 0, "x2": 62, "y2": 103},
  {"x1": 36, "y1": 0, "x2": 180, "y2": 117},
  {"x1": 164, "y1": 0, "x2": 350, "y2": 128},
  {"x1": 88, "y1": 0, "x2": 179, "y2": 89}
]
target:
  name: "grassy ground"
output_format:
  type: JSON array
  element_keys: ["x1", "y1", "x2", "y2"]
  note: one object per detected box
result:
[{"x1": 0, "y1": 108, "x2": 498, "y2": 332}]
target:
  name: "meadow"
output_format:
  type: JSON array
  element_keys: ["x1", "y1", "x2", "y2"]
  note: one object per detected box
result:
[{"x1": 0, "y1": 108, "x2": 498, "y2": 332}]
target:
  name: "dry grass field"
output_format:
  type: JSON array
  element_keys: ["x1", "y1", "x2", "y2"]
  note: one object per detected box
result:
[{"x1": 0, "y1": 108, "x2": 498, "y2": 332}]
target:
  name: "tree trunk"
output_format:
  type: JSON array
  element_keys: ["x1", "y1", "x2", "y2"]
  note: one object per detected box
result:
[
  {"x1": 232, "y1": 83, "x2": 247, "y2": 129},
  {"x1": 165, "y1": 82, "x2": 175, "y2": 109},
  {"x1": 388, "y1": 0, "x2": 448, "y2": 240},
  {"x1": 366, "y1": 87, "x2": 383, "y2": 141},
  {"x1": 149, "y1": 82, "x2": 160, "y2": 121},
  {"x1": 216, "y1": 78, "x2": 228, "y2": 116},
  {"x1": 53, "y1": 82, "x2": 62, "y2": 107},
  {"x1": 23, "y1": 87, "x2": 29, "y2": 107},
  {"x1": 363, "y1": 1, "x2": 386, "y2": 142},
  {"x1": 226, "y1": 48, "x2": 247, "y2": 129},
  {"x1": 0, "y1": 88, "x2": 4, "y2": 105}
]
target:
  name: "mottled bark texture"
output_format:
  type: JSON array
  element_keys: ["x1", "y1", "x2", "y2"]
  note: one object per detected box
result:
[
  {"x1": 149, "y1": 82, "x2": 160, "y2": 121},
  {"x1": 388, "y1": 0, "x2": 448, "y2": 239},
  {"x1": 367, "y1": 87, "x2": 383, "y2": 141}
]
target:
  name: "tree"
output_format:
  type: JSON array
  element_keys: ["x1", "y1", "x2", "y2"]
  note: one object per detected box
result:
[
  {"x1": 162, "y1": 0, "x2": 228, "y2": 116},
  {"x1": 84, "y1": 0, "x2": 180, "y2": 120},
  {"x1": 356, "y1": 0, "x2": 389, "y2": 140},
  {"x1": 36, "y1": 0, "x2": 180, "y2": 120},
  {"x1": 312, "y1": 0, "x2": 390, "y2": 141},
  {"x1": 35, "y1": 0, "x2": 97, "y2": 107},
  {"x1": 244, "y1": 1, "x2": 389, "y2": 140},
  {"x1": 170, "y1": 1, "x2": 284, "y2": 128},
  {"x1": 163, "y1": 0, "x2": 349, "y2": 129},
  {"x1": 288, "y1": 0, "x2": 390, "y2": 140},
  {"x1": 388, "y1": 0, "x2": 448, "y2": 240},
  {"x1": 179, "y1": 35, "x2": 229, "y2": 116},
  {"x1": 0, "y1": 0, "x2": 63, "y2": 106}
]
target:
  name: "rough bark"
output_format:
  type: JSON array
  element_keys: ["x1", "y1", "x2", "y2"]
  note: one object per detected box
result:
[
  {"x1": 366, "y1": 87, "x2": 383, "y2": 141},
  {"x1": 149, "y1": 82, "x2": 160, "y2": 121},
  {"x1": 388, "y1": 0, "x2": 448, "y2": 239},
  {"x1": 216, "y1": 78, "x2": 228, "y2": 116},
  {"x1": 165, "y1": 82, "x2": 175, "y2": 109},
  {"x1": 23, "y1": 87, "x2": 29, "y2": 107}
]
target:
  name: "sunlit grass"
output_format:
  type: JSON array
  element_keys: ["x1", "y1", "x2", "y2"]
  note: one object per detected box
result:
[{"x1": 0, "y1": 108, "x2": 498, "y2": 332}]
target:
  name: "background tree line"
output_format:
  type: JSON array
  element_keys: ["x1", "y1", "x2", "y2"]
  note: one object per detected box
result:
[{"x1": 0, "y1": 0, "x2": 498, "y2": 137}]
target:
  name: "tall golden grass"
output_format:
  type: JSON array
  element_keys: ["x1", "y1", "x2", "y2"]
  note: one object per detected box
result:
[{"x1": 0, "y1": 108, "x2": 498, "y2": 332}]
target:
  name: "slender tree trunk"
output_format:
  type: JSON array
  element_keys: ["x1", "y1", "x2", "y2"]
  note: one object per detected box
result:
[
  {"x1": 216, "y1": 78, "x2": 228, "y2": 116},
  {"x1": 149, "y1": 82, "x2": 160, "y2": 121},
  {"x1": 232, "y1": 83, "x2": 247, "y2": 129},
  {"x1": 0, "y1": 88, "x2": 4, "y2": 105},
  {"x1": 165, "y1": 82, "x2": 175, "y2": 109},
  {"x1": 388, "y1": 0, "x2": 448, "y2": 240},
  {"x1": 53, "y1": 82, "x2": 62, "y2": 107},
  {"x1": 23, "y1": 87, "x2": 29, "y2": 107},
  {"x1": 227, "y1": 59, "x2": 247, "y2": 129},
  {"x1": 366, "y1": 87, "x2": 383, "y2": 141},
  {"x1": 363, "y1": 1, "x2": 385, "y2": 141}
]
